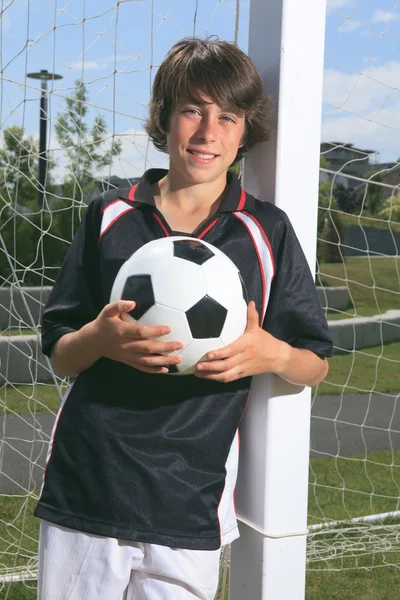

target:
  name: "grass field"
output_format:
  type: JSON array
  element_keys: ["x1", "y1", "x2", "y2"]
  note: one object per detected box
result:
[
  {"x1": 315, "y1": 339, "x2": 400, "y2": 396},
  {"x1": 2, "y1": 452, "x2": 400, "y2": 599},
  {"x1": 317, "y1": 256, "x2": 399, "y2": 318},
  {"x1": 0, "y1": 329, "x2": 38, "y2": 337}
]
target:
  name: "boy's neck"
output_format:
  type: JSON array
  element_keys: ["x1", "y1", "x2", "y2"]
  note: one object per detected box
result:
[{"x1": 154, "y1": 170, "x2": 228, "y2": 216}]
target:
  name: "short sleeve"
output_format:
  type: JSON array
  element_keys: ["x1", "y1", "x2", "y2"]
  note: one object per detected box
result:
[
  {"x1": 41, "y1": 199, "x2": 103, "y2": 358},
  {"x1": 262, "y1": 216, "x2": 333, "y2": 358}
]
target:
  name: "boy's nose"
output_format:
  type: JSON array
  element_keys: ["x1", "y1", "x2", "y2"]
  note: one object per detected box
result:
[{"x1": 196, "y1": 118, "x2": 217, "y2": 143}]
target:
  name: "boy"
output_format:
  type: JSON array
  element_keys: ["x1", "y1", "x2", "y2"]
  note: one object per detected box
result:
[{"x1": 35, "y1": 38, "x2": 333, "y2": 599}]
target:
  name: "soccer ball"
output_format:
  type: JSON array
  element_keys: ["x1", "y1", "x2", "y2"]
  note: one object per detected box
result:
[{"x1": 110, "y1": 236, "x2": 248, "y2": 375}]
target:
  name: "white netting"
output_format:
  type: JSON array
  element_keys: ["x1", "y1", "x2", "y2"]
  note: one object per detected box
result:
[
  {"x1": 0, "y1": 1, "x2": 245, "y2": 597},
  {"x1": 308, "y1": 0, "x2": 400, "y2": 588}
]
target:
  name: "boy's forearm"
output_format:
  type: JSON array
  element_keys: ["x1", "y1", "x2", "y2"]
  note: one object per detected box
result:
[
  {"x1": 275, "y1": 343, "x2": 329, "y2": 387},
  {"x1": 50, "y1": 321, "x2": 102, "y2": 377}
]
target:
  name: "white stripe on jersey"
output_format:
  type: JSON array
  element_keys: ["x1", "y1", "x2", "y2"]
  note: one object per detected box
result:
[
  {"x1": 233, "y1": 212, "x2": 275, "y2": 322},
  {"x1": 218, "y1": 429, "x2": 240, "y2": 546},
  {"x1": 100, "y1": 200, "x2": 135, "y2": 241}
]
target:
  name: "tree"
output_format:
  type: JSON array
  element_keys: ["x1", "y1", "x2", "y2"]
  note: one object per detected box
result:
[
  {"x1": 378, "y1": 192, "x2": 400, "y2": 223},
  {"x1": 0, "y1": 126, "x2": 71, "y2": 286},
  {"x1": 55, "y1": 80, "x2": 122, "y2": 201},
  {"x1": 0, "y1": 125, "x2": 41, "y2": 208},
  {"x1": 364, "y1": 172, "x2": 384, "y2": 215},
  {"x1": 334, "y1": 183, "x2": 361, "y2": 214},
  {"x1": 317, "y1": 180, "x2": 344, "y2": 263}
]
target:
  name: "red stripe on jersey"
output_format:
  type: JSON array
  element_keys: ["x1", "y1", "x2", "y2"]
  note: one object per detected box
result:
[
  {"x1": 233, "y1": 213, "x2": 267, "y2": 319},
  {"x1": 237, "y1": 188, "x2": 246, "y2": 211},
  {"x1": 153, "y1": 211, "x2": 170, "y2": 237},
  {"x1": 198, "y1": 218, "x2": 218, "y2": 239},
  {"x1": 243, "y1": 211, "x2": 276, "y2": 278},
  {"x1": 128, "y1": 183, "x2": 138, "y2": 201}
]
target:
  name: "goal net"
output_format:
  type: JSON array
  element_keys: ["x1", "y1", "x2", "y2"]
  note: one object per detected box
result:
[
  {"x1": 0, "y1": 0, "x2": 399, "y2": 598},
  {"x1": 308, "y1": 0, "x2": 400, "y2": 594}
]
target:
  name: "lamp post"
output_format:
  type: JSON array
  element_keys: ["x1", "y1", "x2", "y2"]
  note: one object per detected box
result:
[{"x1": 27, "y1": 70, "x2": 63, "y2": 209}]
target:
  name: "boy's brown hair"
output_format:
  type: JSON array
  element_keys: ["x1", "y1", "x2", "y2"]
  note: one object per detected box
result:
[{"x1": 145, "y1": 37, "x2": 270, "y2": 164}]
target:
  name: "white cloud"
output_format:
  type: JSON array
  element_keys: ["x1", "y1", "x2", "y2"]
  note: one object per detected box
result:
[
  {"x1": 338, "y1": 19, "x2": 360, "y2": 33},
  {"x1": 327, "y1": 0, "x2": 354, "y2": 9},
  {"x1": 323, "y1": 61, "x2": 400, "y2": 113},
  {"x1": 70, "y1": 60, "x2": 109, "y2": 72},
  {"x1": 322, "y1": 62, "x2": 400, "y2": 161},
  {"x1": 69, "y1": 54, "x2": 134, "y2": 73},
  {"x1": 372, "y1": 9, "x2": 399, "y2": 23}
]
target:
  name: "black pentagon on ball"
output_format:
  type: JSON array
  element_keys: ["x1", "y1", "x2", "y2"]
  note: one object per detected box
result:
[
  {"x1": 186, "y1": 295, "x2": 227, "y2": 339},
  {"x1": 173, "y1": 239, "x2": 214, "y2": 265},
  {"x1": 121, "y1": 274, "x2": 155, "y2": 320}
]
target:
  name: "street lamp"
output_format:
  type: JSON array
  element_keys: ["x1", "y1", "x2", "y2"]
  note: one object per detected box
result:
[{"x1": 27, "y1": 69, "x2": 63, "y2": 209}]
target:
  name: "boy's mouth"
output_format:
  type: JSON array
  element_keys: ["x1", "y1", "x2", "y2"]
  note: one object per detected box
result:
[{"x1": 187, "y1": 149, "x2": 219, "y2": 162}]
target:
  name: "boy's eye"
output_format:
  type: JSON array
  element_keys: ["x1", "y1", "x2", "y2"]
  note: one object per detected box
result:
[
  {"x1": 182, "y1": 108, "x2": 200, "y2": 115},
  {"x1": 221, "y1": 115, "x2": 236, "y2": 123}
]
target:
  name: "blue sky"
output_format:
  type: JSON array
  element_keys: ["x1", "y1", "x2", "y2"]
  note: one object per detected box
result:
[{"x1": 1, "y1": 0, "x2": 400, "y2": 181}]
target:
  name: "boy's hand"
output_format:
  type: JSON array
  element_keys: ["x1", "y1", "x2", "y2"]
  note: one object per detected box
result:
[
  {"x1": 92, "y1": 300, "x2": 183, "y2": 374},
  {"x1": 194, "y1": 301, "x2": 290, "y2": 383}
]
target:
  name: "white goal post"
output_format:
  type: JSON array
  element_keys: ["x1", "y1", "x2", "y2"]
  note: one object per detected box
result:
[{"x1": 231, "y1": 1, "x2": 327, "y2": 598}]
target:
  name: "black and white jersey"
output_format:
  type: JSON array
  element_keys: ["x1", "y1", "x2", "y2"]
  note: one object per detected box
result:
[{"x1": 35, "y1": 169, "x2": 333, "y2": 550}]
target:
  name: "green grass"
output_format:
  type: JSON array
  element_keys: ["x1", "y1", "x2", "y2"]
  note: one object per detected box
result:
[
  {"x1": 0, "y1": 582, "x2": 37, "y2": 599},
  {"x1": 306, "y1": 450, "x2": 400, "y2": 599},
  {"x1": 0, "y1": 494, "x2": 39, "y2": 600},
  {"x1": 306, "y1": 556, "x2": 400, "y2": 600},
  {"x1": 2, "y1": 452, "x2": 400, "y2": 599},
  {"x1": 0, "y1": 384, "x2": 66, "y2": 415},
  {"x1": 0, "y1": 329, "x2": 38, "y2": 337},
  {"x1": 308, "y1": 451, "x2": 400, "y2": 525},
  {"x1": 314, "y1": 340, "x2": 400, "y2": 396},
  {"x1": 317, "y1": 256, "x2": 400, "y2": 319}
]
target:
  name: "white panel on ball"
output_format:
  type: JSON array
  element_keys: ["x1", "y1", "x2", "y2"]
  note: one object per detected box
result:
[
  {"x1": 220, "y1": 302, "x2": 247, "y2": 347},
  {"x1": 137, "y1": 304, "x2": 193, "y2": 350},
  {"x1": 179, "y1": 338, "x2": 224, "y2": 375},
  {"x1": 201, "y1": 253, "x2": 244, "y2": 309},
  {"x1": 151, "y1": 260, "x2": 206, "y2": 312}
]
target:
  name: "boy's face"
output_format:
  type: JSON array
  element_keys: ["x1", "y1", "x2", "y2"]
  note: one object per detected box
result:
[{"x1": 166, "y1": 93, "x2": 245, "y2": 187}]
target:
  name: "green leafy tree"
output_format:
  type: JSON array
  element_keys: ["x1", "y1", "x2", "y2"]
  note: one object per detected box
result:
[
  {"x1": 378, "y1": 192, "x2": 400, "y2": 223},
  {"x1": 0, "y1": 126, "x2": 71, "y2": 286},
  {"x1": 0, "y1": 125, "x2": 41, "y2": 208},
  {"x1": 320, "y1": 155, "x2": 330, "y2": 170},
  {"x1": 334, "y1": 183, "x2": 361, "y2": 214},
  {"x1": 364, "y1": 172, "x2": 384, "y2": 215},
  {"x1": 55, "y1": 80, "x2": 122, "y2": 202},
  {"x1": 317, "y1": 180, "x2": 344, "y2": 264}
]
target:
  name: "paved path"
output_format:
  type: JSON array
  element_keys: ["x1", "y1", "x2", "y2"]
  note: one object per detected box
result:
[{"x1": 1, "y1": 392, "x2": 399, "y2": 494}]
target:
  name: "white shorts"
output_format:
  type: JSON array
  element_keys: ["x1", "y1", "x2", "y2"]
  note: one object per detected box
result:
[{"x1": 37, "y1": 520, "x2": 221, "y2": 600}]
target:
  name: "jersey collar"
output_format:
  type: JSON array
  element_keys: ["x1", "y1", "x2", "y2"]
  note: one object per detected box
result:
[{"x1": 120, "y1": 168, "x2": 254, "y2": 213}]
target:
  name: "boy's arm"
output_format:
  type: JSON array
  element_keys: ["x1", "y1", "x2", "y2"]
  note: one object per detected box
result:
[
  {"x1": 50, "y1": 300, "x2": 184, "y2": 377},
  {"x1": 196, "y1": 212, "x2": 333, "y2": 386},
  {"x1": 195, "y1": 301, "x2": 328, "y2": 386}
]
